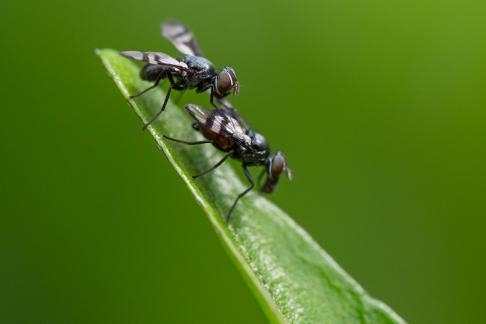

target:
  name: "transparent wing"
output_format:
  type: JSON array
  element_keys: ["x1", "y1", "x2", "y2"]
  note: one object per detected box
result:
[
  {"x1": 120, "y1": 51, "x2": 188, "y2": 70},
  {"x1": 218, "y1": 109, "x2": 250, "y2": 145},
  {"x1": 223, "y1": 106, "x2": 251, "y2": 132},
  {"x1": 185, "y1": 104, "x2": 210, "y2": 124},
  {"x1": 162, "y1": 21, "x2": 203, "y2": 57},
  {"x1": 185, "y1": 105, "x2": 250, "y2": 146}
]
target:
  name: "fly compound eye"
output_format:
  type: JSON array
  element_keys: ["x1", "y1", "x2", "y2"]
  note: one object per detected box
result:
[
  {"x1": 270, "y1": 152, "x2": 285, "y2": 178},
  {"x1": 261, "y1": 152, "x2": 290, "y2": 193},
  {"x1": 216, "y1": 67, "x2": 238, "y2": 96},
  {"x1": 271, "y1": 151, "x2": 292, "y2": 180}
]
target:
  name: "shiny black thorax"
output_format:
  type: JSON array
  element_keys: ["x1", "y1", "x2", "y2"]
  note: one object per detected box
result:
[
  {"x1": 140, "y1": 55, "x2": 217, "y2": 94},
  {"x1": 182, "y1": 55, "x2": 216, "y2": 87}
]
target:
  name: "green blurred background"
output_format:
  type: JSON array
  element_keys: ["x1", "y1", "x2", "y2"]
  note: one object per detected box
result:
[{"x1": 1, "y1": 0, "x2": 485, "y2": 322}]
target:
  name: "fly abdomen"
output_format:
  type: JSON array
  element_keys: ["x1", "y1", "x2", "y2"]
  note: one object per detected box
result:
[{"x1": 140, "y1": 64, "x2": 167, "y2": 81}]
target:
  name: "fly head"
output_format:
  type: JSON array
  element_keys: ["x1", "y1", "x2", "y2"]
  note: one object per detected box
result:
[
  {"x1": 215, "y1": 67, "x2": 239, "y2": 97},
  {"x1": 261, "y1": 151, "x2": 292, "y2": 193}
]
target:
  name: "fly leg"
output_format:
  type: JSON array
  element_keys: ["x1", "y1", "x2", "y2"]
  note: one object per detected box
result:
[
  {"x1": 226, "y1": 164, "x2": 254, "y2": 222},
  {"x1": 129, "y1": 70, "x2": 165, "y2": 99},
  {"x1": 209, "y1": 87, "x2": 219, "y2": 109},
  {"x1": 142, "y1": 71, "x2": 185, "y2": 130},
  {"x1": 163, "y1": 135, "x2": 212, "y2": 146},
  {"x1": 163, "y1": 135, "x2": 228, "y2": 179},
  {"x1": 192, "y1": 152, "x2": 232, "y2": 179}
]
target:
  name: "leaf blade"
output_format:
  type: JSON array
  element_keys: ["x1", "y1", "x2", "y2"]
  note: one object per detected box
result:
[{"x1": 97, "y1": 48, "x2": 405, "y2": 324}]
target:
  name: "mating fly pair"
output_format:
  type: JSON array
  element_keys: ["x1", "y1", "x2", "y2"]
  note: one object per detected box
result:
[
  {"x1": 121, "y1": 21, "x2": 239, "y2": 129},
  {"x1": 122, "y1": 21, "x2": 291, "y2": 220}
]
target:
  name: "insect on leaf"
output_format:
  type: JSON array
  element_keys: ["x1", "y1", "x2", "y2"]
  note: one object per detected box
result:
[{"x1": 96, "y1": 48, "x2": 405, "y2": 324}]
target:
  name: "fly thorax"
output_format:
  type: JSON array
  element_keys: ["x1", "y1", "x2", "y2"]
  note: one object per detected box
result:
[{"x1": 251, "y1": 133, "x2": 270, "y2": 160}]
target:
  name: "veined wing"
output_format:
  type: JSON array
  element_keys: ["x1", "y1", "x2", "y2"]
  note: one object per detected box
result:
[
  {"x1": 185, "y1": 104, "x2": 210, "y2": 124},
  {"x1": 223, "y1": 106, "x2": 251, "y2": 132},
  {"x1": 218, "y1": 108, "x2": 251, "y2": 146},
  {"x1": 185, "y1": 104, "x2": 251, "y2": 146},
  {"x1": 120, "y1": 51, "x2": 189, "y2": 70},
  {"x1": 162, "y1": 20, "x2": 203, "y2": 57}
]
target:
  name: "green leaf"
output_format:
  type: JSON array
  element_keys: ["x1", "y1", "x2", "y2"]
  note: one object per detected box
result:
[{"x1": 97, "y1": 48, "x2": 405, "y2": 324}]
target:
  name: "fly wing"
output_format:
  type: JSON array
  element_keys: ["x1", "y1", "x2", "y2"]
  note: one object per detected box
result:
[
  {"x1": 218, "y1": 109, "x2": 251, "y2": 146},
  {"x1": 162, "y1": 21, "x2": 203, "y2": 57},
  {"x1": 185, "y1": 104, "x2": 210, "y2": 125},
  {"x1": 120, "y1": 51, "x2": 188, "y2": 70},
  {"x1": 223, "y1": 107, "x2": 251, "y2": 132},
  {"x1": 185, "y1": 105, "x2": 250, "y2": 146}
]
